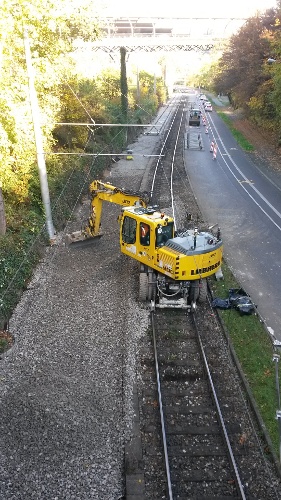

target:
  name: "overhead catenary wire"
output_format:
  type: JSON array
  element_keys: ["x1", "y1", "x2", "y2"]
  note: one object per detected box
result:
[{"x1": 45, "y1": 153, "x2": 164, "y2": 156}]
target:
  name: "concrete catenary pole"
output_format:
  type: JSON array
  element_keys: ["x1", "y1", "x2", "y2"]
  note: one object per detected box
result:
[
  {"x1": 23, "y1": 28, "x2": 55, "y2": 241},
  {"x1": 0, "y1": 182, "x2": 6, "y2": 235}
]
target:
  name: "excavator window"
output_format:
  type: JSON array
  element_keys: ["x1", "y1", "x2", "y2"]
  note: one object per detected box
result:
[
  {"x1": 122, "y1": 216, "x2": 137, "y2": 244},
  {"x1": 140, "y1": 222, "x2": 150, "y2": 246},
  {"x1": 156, "y1": 222, "x2": 174, "y2": 247}
]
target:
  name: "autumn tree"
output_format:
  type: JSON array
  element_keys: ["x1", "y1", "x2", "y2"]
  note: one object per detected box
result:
[
  {"x1": 0, "y1": 0, "x2": 102, "y2": 209},
  {"x1": 213, "y1": 16, "x2": 271, "y2": 110},
  {"x1": 261, "y1": 4, "x2": 281, "y2": 138}
]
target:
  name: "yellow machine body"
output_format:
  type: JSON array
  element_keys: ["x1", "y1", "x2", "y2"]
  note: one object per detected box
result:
[{"x1": 119, "y1": 206, "x2": 223, "y2": 281}]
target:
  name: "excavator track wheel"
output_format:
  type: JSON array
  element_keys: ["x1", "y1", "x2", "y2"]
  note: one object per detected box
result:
[
  {"x1": 139, "y1": 273, "x2": 149, "y2": 302},
  {"x1": 198, "y1": 278, "x2": 208, "y2": 303},
  {"x1": 148, "y1": 272, "x2": 157, "y2": 302},
  {"x1": 189, "y1": 281, "x2": 200, "y2": 304}
]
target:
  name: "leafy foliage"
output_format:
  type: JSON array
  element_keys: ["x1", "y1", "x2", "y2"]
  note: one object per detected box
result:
[
  {"x1": 195, "y1": 5, "x2": 281, "y2": 144},
  {"x1": 214, "y1": 16, "x2": 271, "y2": 110},
  {"x1": 0, "y1": 0, "x2": 102, "y2": 205},
  {"x1": 0, "y1": 3, "x2": 168, "y2": 326}
]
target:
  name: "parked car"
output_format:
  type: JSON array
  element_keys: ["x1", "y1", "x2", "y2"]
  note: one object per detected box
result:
[{"x1": 205, "y1": 103, "x2": 213, "y2": 112}]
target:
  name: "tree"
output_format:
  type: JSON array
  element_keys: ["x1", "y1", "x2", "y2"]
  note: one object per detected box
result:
[
  {"x1": 213, "y1": 16, "x2": 271, "y2": 110},
  {"x1": 0, "y1": 0, "x2": 102, "y2": 207},
  {"x1": 120, "y1": 47, "x2": 128, "y2": 121}
]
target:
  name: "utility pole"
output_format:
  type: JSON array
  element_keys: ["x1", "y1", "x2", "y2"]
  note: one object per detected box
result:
[
  {"x1": 23, "y1": 28, "x2": 55, "y2": 241},
  {"x1": 136, "y1": 65, "x2": 140, "y2": 103},
  {"x1": 0, "y1": 181, "x2": 6, "y2": 235}
]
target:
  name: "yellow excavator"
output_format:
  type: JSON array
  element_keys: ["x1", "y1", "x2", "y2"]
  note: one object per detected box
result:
[{"x1": 67, "y1": 180, "x2": 223, "y2": 310}]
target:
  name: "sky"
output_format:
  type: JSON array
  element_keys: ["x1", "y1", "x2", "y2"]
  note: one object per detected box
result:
[{"x1": 103, "y1": 0, "x2": 277, "y2": 18}]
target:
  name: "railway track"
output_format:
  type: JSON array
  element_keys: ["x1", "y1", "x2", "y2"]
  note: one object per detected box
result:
[
  {"x1": 147, "y1": 94, "x2": 205, "y2": 236},
  {"x1": 137, "y1": 299, "x2": 281, "y2": 499},
  {"x1": 124, "y1": 93, "x2": 281, "y2": 499},
  {"x1": 141, "y1": 306, "x2": 244, "y2": 498}
]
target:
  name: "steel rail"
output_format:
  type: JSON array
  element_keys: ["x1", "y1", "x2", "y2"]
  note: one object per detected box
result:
[
  {"x1": 151, "y1": 311, "x2": 173, "y2": 499},
  {"x1": 151, "y1": 304, "x2": 247, "y2": 499},
  {"x1": 192, "y1": 315, "x2": 247, "y2": 499},
  {"x1": 149, "y1": 103, "x2": 246, "y2": 494},
  {"x1": 150, "y1": 97, "x2": 183, "y2": 199}
]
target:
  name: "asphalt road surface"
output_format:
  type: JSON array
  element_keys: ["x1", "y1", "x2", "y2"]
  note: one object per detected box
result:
[{"x1": 185, "y1": 92, "x2": 281, "y2": 342}]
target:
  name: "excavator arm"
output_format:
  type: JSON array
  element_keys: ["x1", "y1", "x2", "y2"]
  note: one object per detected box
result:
[{"x1": 67, "y1": 180, "x2": 150, "y2": 244}]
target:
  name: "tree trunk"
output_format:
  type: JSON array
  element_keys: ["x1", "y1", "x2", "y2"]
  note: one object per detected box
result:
[
  {"x1": 0, "y1": 187, "x2": 6, "y2": 235},
  {"x1": 120, "y1": 46, "x2": 128, "y2": 121}
]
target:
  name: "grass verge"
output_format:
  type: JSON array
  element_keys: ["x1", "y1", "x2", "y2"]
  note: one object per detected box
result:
[
  {"x1": 217, "y1": 111, "x2": 255, "y2": 151},
  {"x1": 210, "y1": 263, "x2": 280, "y2": 456}
]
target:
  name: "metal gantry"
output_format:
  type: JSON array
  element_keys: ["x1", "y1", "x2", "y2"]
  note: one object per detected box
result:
[{"x1": 86, "y1": 16, "x2": 247, "y2": 53}]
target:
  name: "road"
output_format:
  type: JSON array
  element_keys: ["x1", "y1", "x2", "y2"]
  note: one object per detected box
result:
[{"x1": 184, "y1": 92, "x2": 281, "y2": 342}]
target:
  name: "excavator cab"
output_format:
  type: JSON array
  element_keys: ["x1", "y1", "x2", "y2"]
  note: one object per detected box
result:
[{"x1": 119, "y1": 206, "x2": 175, "y2": 257}]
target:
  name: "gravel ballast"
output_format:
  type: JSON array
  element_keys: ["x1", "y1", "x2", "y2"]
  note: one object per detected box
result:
[{"x1": 0, "y1": 123, "x2": 161, "y2": 499}]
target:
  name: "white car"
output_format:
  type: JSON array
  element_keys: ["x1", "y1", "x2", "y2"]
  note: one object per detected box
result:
[
  {"x1": 205, "y1": 103, "x2": 213, "y2": 112},
  {"x1": 199, "y1": 94, "x2": 207, "y2": 100}
]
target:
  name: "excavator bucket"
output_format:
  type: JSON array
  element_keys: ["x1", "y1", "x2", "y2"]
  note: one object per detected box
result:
[{"x1": 65, "y1": 230, "x2": 103, "y2": 248}]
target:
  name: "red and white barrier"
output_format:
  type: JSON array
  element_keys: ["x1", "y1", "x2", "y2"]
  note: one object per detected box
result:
[
  {"x1": 212, "y1": 143, "x2": 217, "y2": 160},
  {"x1": 210, "y1": 141, "x2": 214, "y2": 152}
]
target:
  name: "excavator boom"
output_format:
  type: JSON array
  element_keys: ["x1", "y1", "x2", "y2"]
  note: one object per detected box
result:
[{"x1": 66, "y1": 180, "x2": 150, "y2": 245}]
